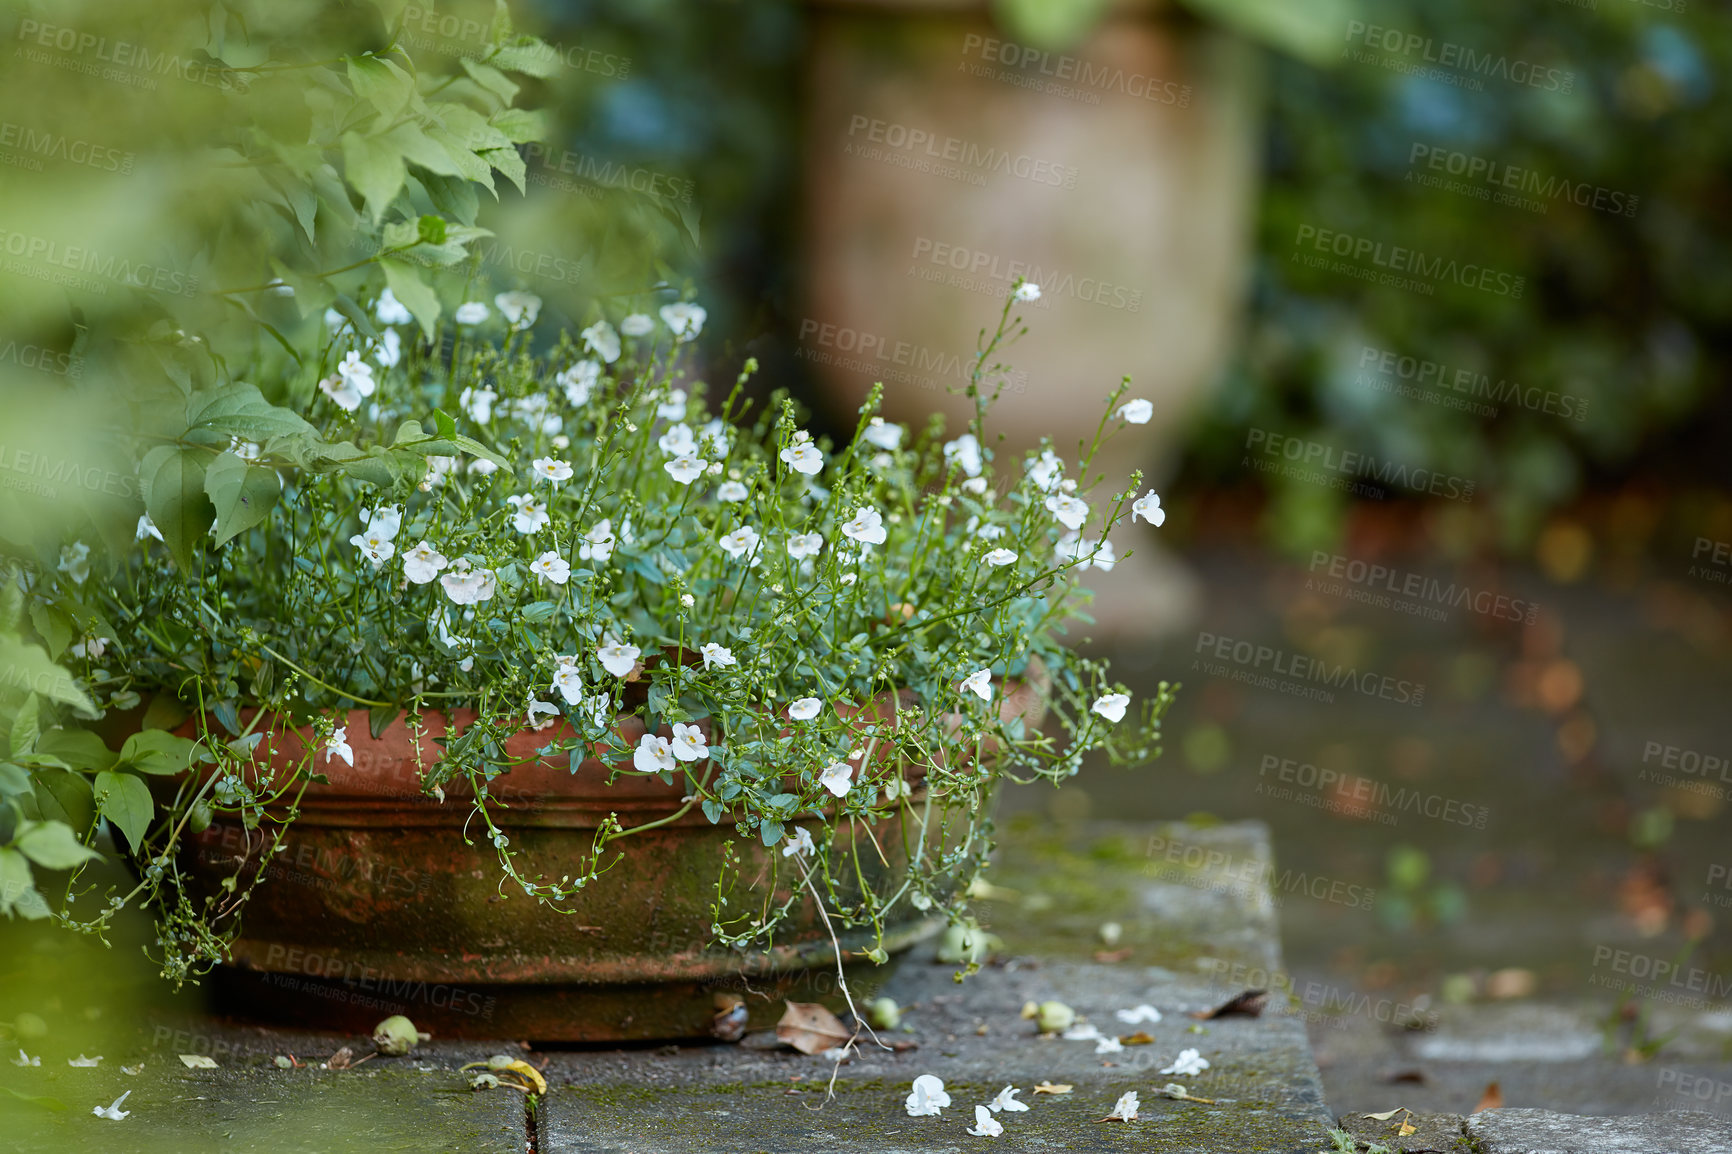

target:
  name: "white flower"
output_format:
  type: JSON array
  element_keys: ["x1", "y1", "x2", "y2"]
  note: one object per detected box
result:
[
  {"x1": 1095, "y1": 1037, "x2": 1123, "y2": 1054},
  {"x1": 375, "y1": 287, "x2": 413, "y2": 326},
  {"x1": 786, "y1": 532, "x2": 823, "y2": 560},
  {"x1": 362, "y1": 504, "x2": 402, "y2": 541},
  {"x1": 530, "y1": 551, "x2": 571, "y2": 585},
  {"x1": 658, "y1": 423, "x2": 697, "y2": 456},
  {"x1": 904, "y1": 1074, "x2": 950, "y2": 1117},
  {"x1": 373, "y1": 327, "x2": 402, "y2": 368},
  {"x1": 532, "y1": 457, "x2": 573, "y2": 486},
  {"x1": 581, "y1": 320, "x2": 620, "y2": 363},
  {"x1": 454, "y1": 301, "x2": 490, "y2": 325},
  {"x1": 1161, "y1": 1048, "x2": 1210, "y2": 1077},
  {"x1": 402, "y1": 541, "x2": 448, "y2": 584},
  {"x1": 527, "y1": 697, "x2": 560, "y2": 731},
  {"x1": 349, "y1": 529, "x2": 395, "y2": 567},
  {"x1": 597, "y1": 637, "x2": 641, "y2": 678},
  {"x1": 788, "y1": 697, "x2": 822, "y2": 721},
  {"x1": 579, "y1": 520, "x2": 616, "y2": 563},
  {"x1": 439, "y1": 560, "x2": 497, "y2": 605},
  {"x1": 716, "y1": 480, "x2": 749, "y2": 502},
  {"x1": 1026, "y1": 449, "x2": 1063, "y2": 492},
  {"x1": 1087, "y1": 538, "x2": 1117, "y2": 571},
  {"x1": 495, "y1": 290, "x2": 541, "y2": 328},
  {"x1": 507, "y1": 494, "x2": 549, "y2": 534},
  {"x1": 1132, "y1": 489, "x2": 1166, "y2": 527},
  {"x1": 11, "y1": 1050, "x2": 38, "y2": 1067},
  {"x1": 460, "y1": 386, "x2": 496, "y2": 423},
  {"x1": 136, "y1": 513, "x2": 164, "y2": 542},
  {"x1": 1061, "y1": 1023, "x2": 1102, "y2": 1041},
  {"x1": 698, "y1": 417, "x2": 730, "y2": 455},
  {"x1": 620, "y1": 312, "x2": 654, "y2": 337},
  {"x1": 780, "y1": 433, "x2": 824, "y2": 476},
  {"x1": 634, "y1": 733, "x2": 676, "y2": 774},
  {"x1": 319, "y1": 373, "x2": 364, "y2": 411},
  {"x1": 1013, "y1": 281, "x2": 1041, "y2": 301},
  {"x1": 701, "y1": 642, "x2": 737, "y2": 670},
  {"x1": 228, "y1": 436, "x2": 262, "y2": 461},
  {"x1": 963, "y1": 477, "x2": 988, "y2": 495},
  {"x1": 69, "y1": 634, "x2": 108, "y2": 660},
  {"x1": 782, "y1": 825, "x2": 815, "y2": 857},
  {"x1": 665, "y1": 454, "x2": 706, "y2": 486},
  {"x1": 959, "y1": 669, "x2": 992, "y2": 701},
  {"x1": 323, "y1": 306, "x2": 349, "y2": 332},
  {"x1": 468, "y1": 457, "x2": 499, "y2": 477},
  {"x1": 670, "y1": 723, "x2": 709, "y2": 762},
  {"x1": 656, "y1": 388, "x2": 689, "y2": 422},
  {"x1": 1115, "y1": 1004, "x2": 1162, "y2": 1024},
  {"x1": 863, "y1": 419, "x2": 903, "y2": 451},
  {"x1": 944, "y1": 433, "x2": 983, "y2": 478},
  {"x1": 973, "y1": 521, "x2": 1006, "y2": 541},
  {"x1": 982, "y1": 548, "x2": 1017, "y2": 568},
  {"x1": 337, "y1": 350, "x2": 376, "y2": 400},
  {"x1": 92, "y1": 1090, "x2": 131, "y2": 1121},
  {"x1": 660, "y1": 301, "x2": 706, "y2": 342},
  {"x1": 840, "y1": 506, "x2": 887, "y2": 546},
  {"x1": 1092, "y1": 693, "x2": 1130, "y2": 723},
  {"x1": 818, "y1": 762, "x2": 852, "y2": 798},
  {"x1": 967, "y1": 1105, "x2": 1004, "y2": 1137},
  {"x1": 324, "y1": 727, "x2": 353, "y2": 766},
  {"x1": 883, "y1": 777, "x2": 912, "y2": 802},
  {"x1": 718, "y1": 525, "x2": 761, "y2": 561},
  {"x1": 988, "y1": 1086, "x2": 1029, "y2": 1113},
  {"x1": 558, "y1": 360, "x2": 601, "y2": 406},
  {"x1": 1103, "y1": 1091, "x2": 1139, "y2": 1122},
  {"x1": 1045, "y1": 493, "x2": 1090, "y2": 531},
  {"x1": 1117, "y1": 397, "x2": 1153, "y2": 424},
  {"x1": 58, "y1": 541, "x2": 90, "y2": 584},
  {"x1": 839, "y1": 572, "x2": 857, "y2": 586},
  {"x1": 552, "y1": 664, "x2": 586, "y2": 706}
]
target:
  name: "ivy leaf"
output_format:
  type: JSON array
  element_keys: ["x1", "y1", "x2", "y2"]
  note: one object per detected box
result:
[
  {"x1": 186, "y1": 383, "x2": 318, "y2": 442},
  {"x1": 205, "y1": 452, "x2": 283, "y2": 546},
  {"x1": 12, "y1": 819, "x2": 100, "y2": 870},
  {"x1": 701, "y1": 799, "x2": 723, "y2": 825},
  {"x1": 94, "y1": 770, "x2": 153, "y2": 854},
  {"x1": 0, "y1": 847, "x2": 51, "y2": 919},
  {"x1": 758, "y1": 820, "x2": 784, "y2": 848},
  {"x1": 380, "y1": 259, "x2": 441, "y2": 341},
  {"x1": 346, "y1": 54, "x2": 416, "y2": 119},
  {"x1": 342, "y1": 130, "x2": 408, "y2": 224},
  {"x1": 31, "y1": 766, "x2": 93, "y2": 832},
  {"x1": 34, "y1": 729, "x2": 118, "y2": 774},
  {"x1": 140, "y1": 444, "x2": 213, "y2": 573},
  {"x1": 8, "y1": 691, "x2": 41, "y2": 755},
  {"x1": 117, "y1": 729, "x2": 201, "y2": 776},
  {"x1": 28, "y1": 601, "x2": 74, "y2": 660}
]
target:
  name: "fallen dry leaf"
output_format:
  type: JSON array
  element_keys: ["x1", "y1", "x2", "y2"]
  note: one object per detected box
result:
[
  {"x1": 1032, "y1": 1082, "x2": 1073, "y2": 1094},
  {"x1": 178, "y1": 1054, "x2": 217, "y2": 1069},
  {"x1": 1474, "y1": 1081, "x2": 1503, "y2": 1113},
  {"x1": 1363, "y1": 1108, "x2": 1409, "y2": 1122},
  {"x1": 325, "y1": 1047, "x2": 356, "y2": 1070},
  {"x1": 1189, "y1": 989, "x2": 1267, "y2": 1020},
  {"x1": 1117, "y1": 1031, "x2": 1156, "y2": 1046},
  {"x1": 1092, "y1": 948, "x2": 1133, "y2": 964},
  {"x1": 890, "y1": 1040, "x2": 920, "y2": 1053},
  {"x1": 775, "y1": 1001, "x2": 851, "y2": 1056},
  {"x1": 1385, "y1": 1068, "x2": 1427, "y2": 1084}
]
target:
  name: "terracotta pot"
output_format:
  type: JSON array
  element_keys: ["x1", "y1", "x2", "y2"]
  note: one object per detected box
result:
[
  {"x1": 172, "y1": 678, "x2": 1046, "y2": 1041},
  {"x1": 798, "y1": 0, "x2": 1260, "y2": 634}
]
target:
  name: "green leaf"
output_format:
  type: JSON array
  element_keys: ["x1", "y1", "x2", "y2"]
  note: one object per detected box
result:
[
  {"x1": 383, "y1": 122, "x2": 464, "y2": 177},
  {"x1": 347, "y1": 54, "x2": 416, "y2": 119},
  {"x1": 520, "y1": 601, "x2": 556, "y2": 624},
  {"x1": 448, "y1": 431, "x2": 510, "y2": 469},
  {"x1": 0, "y1": 637, "x2": 93, "y2": 712},
  {"x1": 461, "y1": 58, "x2": 519, "y2": 104},
  {"x1": 368, "y1": 703, "x2": 399, "y2": 740},
  {"x1": 205, "y1": 452, "x2": 282, "y2": 546},
  {"x1": 489, "y1": 107, "x2": 545, "y2": 144},
  {"x1": 432, "y1": 409, "x2": 458, "y2": 438},
  {"x1": 490, "y1": 41, "x2": 560, "y2": 78},
  {"x1": 141, "y1": 691, "x2": 189, "y2": 732},
  {"x1": 32, "y1": 765, "x2": 95, "y2": 833},
  {"x1": 140, "y1": 444, "x2": 212, "y2": 573},
  {"x1": 434, "y1": 103, "x2": 514, "y2": 153},
  {"x1": 701, "y1": 799, "x2": 722, "y2": 825},
  {"x1": 326, "y1": 293, "x2": 381, "y2": 342},
  {"x1": 758, "y1": 820, "x2": 784, "y2": 848},
  {"x1": 27, "y1": 603, "x2": 73, "y2": 660},
  {"x1": 186, "y1": 383, "x2": 318, "y2": 442},
  {"x1": 342, "y1": 130, "x2": 408, "y2": 224},
  {"x1": 9, "y1": 691, "x2": 41, "y2": 755},
  {"x1": 34, "y1": 728, "x2": 118, "y2": 774},
  {"x1": 380, "y1": 259, "x2": 441, "y2": 341},
  {"x1": 425, "y1": 126, "x2": 495, "y2": 191},
  {"x1": 480, "y1": 146, "x2": 525, "y2": 194},
  {"x1": 12, "y1": 819, "x2": 100, "y2": 870},
  {"x1": 0, "y1": 846, "x2": 51, "y2": 919},
  {"x1": 0, "y1": 762, "x2": 30, "y2": 796},
  {"x1": 94, "y1": 771, "x2": 153, "y2": 854},
  {"x1": 117, "y1": 729, "x2": 201, "y2": 776},
  {"x1": 1173, "y1": 0, "x2": 1357, "y2": 65},
  {"x1": 416, "y1": 170, "x2": 479, "y2": 225}
]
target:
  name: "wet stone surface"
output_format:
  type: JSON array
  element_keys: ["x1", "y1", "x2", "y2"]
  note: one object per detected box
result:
[{"x1": 1466, "y1": 1106, "x2": 1732, "y2": 1154}]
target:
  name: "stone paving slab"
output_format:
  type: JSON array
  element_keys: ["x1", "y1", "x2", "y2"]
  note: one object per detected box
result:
[{"x1": 1465, "y1": 1106, "x2": 1732, "y2": 1154}]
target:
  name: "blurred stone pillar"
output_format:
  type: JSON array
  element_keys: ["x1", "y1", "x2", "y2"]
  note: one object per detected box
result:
[{"x1": 799, "y1": 0, "x2": 1261, "y2": 637}]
